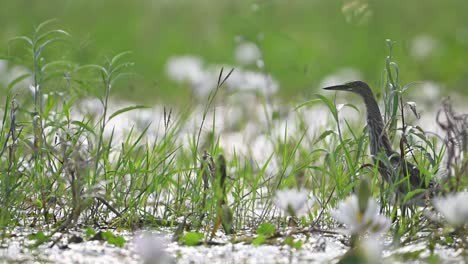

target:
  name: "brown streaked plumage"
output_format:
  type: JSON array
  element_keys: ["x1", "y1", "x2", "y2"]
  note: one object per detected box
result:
[{"x1": 323, "y1": 81, "x2": 428, "y2": 196}]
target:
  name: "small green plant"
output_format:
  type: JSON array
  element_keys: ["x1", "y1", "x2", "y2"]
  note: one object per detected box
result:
[
  {"x1": 252, "y1": 223, "x2": 276, "y2": 246},
  {"x1": 283, "y1": 236, "x2": 302, "y2": 250},
  {"x1": 180, "y1": 232, "x2": 204, "y2": 246},
  {"x1": 257, "y1": 223, "x2": 276, "y2": 236},
  {"x1": 252, "y1": 234, "x2": 266, "y2": 246},
  {"x1": 85, "y1": 227, "x2": 96, "y2": 239},
  {"x1": 101, "y1": 231, "x2": 126, "y2": 247},
  {"x1": 27, "y1": 231, "x2": 48, "y2": 244}
]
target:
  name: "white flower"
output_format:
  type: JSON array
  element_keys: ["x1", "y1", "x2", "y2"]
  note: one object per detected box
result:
[
  {"x1": 0, "y1": 60, "x2": 7, "y2": 76},
  {"x1": 166, "y1": 56, "x2": 219, "y2": 97},
  {"x1": 227, "y1": 70, "x2": 279, "y2": 96},
  {"x1": 274, "y1": 189, "x2": 314, "y2": 216},
  {"x1": 433, "y1": 192, "x2": 468, "y2": 226},
  {"x1": 410, "y1": 35, "x2": 439, "y2": 60},
  {"x1": 8, "y1": 65, "x2": 32, "y2": 89},
  {"x1": 235, "y1": 42, "x2": 262, "y2": 65},
  {"x1": 420, "y1": 81, "x2": 440, "y2": 99},
  {"x1": 360, "y1": 235, "x2": 383, "y2": 263},
  {"x1": 134, "y1": 232, "x2": 173, "y2": 264},
  {"x1": 165, "y1": 56, "x2": 205, "y2": 84},
  {"x1": 331, "y1": 195, "x2": 390, "y2": 235},
  {"x1": 243, "y1": 71, "x2": 279, "y2": 95}
]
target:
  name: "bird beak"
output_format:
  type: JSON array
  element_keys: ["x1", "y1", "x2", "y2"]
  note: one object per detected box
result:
[{"x1": 322, "y1": 84, "x2": 350, "y2": 91}]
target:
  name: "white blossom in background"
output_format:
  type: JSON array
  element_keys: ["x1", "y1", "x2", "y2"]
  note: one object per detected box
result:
[
  {"x1": 410, "y1": 35, "x2": 439, "y2": 60},
  {"x1": 9, "y1": 65, "x2": 32, "y2": 86},
  {"x1": 227, "y1": 69, "x2": 279, "y2": 96},
  {"x1": 420, "y1": 81, "x2": 441, "y2": 99},
  {"x1": 250, "y1": 134, "x2": 275, "y2": 161},
  {"x1": 134, "y1": 232, "x2": 174, "y2": 264},
  {"x1": 274, "y1": 189, "x2": 314, "y2": 216},
  {"x1": 166, "y1": 56, "x2": 216, "y2": 97},
  {"x1": 75, "y1": 98, "x2": 104, "y2": 116},
  {"x1": 190, "y1": 72, "x2": 217, "y2": 98},
  {"x1": 433, "y1": 191, "x2": 468, "y2": 226},
  {"x1": 166, "y1": 56, "x2": 204, "y2": 84},
  {"x1": 0, "y1": 60, "x2": 9, "y2": 85},
  {"x1": 242, "y1": 71, "x2": 279, "y2": 95},
  {"x1": 319, "y1": 68, "x2": 362, "y2": 88},
  {"x1": 0, "y1": 60, "x2": 7, "y2": 77},
  {"x1": 166, "y1": 54, "x2": 279, "y2": 98},
  {"x1": 360, "y1": 235, "x2": 383, "y2": 263},
  {"x1": 331, "y1": 195, "x2": 391, "y2": 235},
  {"x1": 410, "y1": 81, "x2": 441, "y2": 103},
  {"x1": 235, "y1": 41, "x2": 262, "y2": 66},
  {"x1": 0, "y1": 62, "x2": 32, "y2": 90},
  {"x1": 224, "y1": 69, "x2": 244, "y2": 90}
]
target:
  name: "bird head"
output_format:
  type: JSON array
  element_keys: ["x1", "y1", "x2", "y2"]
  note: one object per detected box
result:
[{"x1": 323, "y1": 81, "x2": 373, "y2": 98}]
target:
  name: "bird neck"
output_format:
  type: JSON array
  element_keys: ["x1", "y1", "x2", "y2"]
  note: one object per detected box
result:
[{"x1": 364, "y1": 96, "x2": 394, "y2": 156}]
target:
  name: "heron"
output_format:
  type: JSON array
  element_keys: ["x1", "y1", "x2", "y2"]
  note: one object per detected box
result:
[{"x1": 323, "y1": 81, "x2": 430, "y2": 201}]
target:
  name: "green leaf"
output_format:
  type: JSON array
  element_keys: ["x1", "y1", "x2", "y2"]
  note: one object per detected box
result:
[
  {"x1": 107, "y1": 105, "x2": 148, "y2": 122},
  {"x1": 101, "y1": 231, "x2": 126, "y2": 247},
  {"x1": 76, "y1": 64, "x2": 108, "y2": 75},
  {"x1": 34, "y1": 199, "x2": 43, "y2": 209},
  {"x1": 27, "y1": 231, "x2": 48, "y2": 244},
  {"x1": 37, "y1": 29, "x2": 71, "y2": 44},
  {"x1": 108, "y1": 235, "x2": 126, "y2": 247},
  {"x1": 71, "y1": 120, "x2": 96, "y2": 136},
  {"x1": 399, "y1": 249, "x2": 424, "y2": 260},
  {"x1": 343, "y1": 103, "x2": 360, "y2": 114},
  {"x1": 294, "y1": 98, "x2": 321, "y2": 111},
  {"x1": 110, "y1": 62, "x2": 134, "y2": 76},
  {"x1": 314, "y1": 129, "x2": 336, "y2": 145},
  {"x1": 35, "y1": 19, "x2": 58, "y2": 33},
  {"x1": 272, "y1": 110, "x2": 280, "y2": 120},
  {"x1": 252, "y1": 234, "x2": 266, "y2": 246},
  {"x1": 402, "y1": 188, "x2": 426, "y2": 204},
  {"x1": 8, "y1": 73, "x2": 31, "y2": 91},
  {"x1": 293, "y1": 240, "x2": 303, "y2": 249},
  {"x1": 85, "y1": 227, "x2": 96, "y2": 239},
  {"x1": 9, "y1": 36, "x2": 33, "y2": 46},
  {"x1": 36, "y1": 37, "x2": 70, "y2": 56},
  {"x1": 256, "y1": 223, "x2": 275, "y2": 236},
  {"x1": 315, "y1": 94, "x2": 338, "y2": 122},
  {"x1": 284, "y1": 236, "x2": 303, "y2": 249},
  {"x1": 41, "y1": 60, "x2": 73, "y2": 72},
  {"x1": 101, "y1": 231, "x2": 113, "y2": 240},
  {"x1": 180, "y1": 232, "x2": 203, "y2": 246},
  {"x1": 427, "y1": 254, "x2": 441, "y2": 264},
  {"x1": 110, "y1": 51, "x2": 132, "y2": 66}
]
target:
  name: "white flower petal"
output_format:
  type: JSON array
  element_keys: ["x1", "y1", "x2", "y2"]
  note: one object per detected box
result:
[
  {"x1": 433, "y1": 192, "x2": 468, "y2": 226},
  {"x1": 331, "y1": 194, "x2": 390, "y2": 235},
  {"x1": 274, "y1": 189, "x2": 313, "y2": 216}
]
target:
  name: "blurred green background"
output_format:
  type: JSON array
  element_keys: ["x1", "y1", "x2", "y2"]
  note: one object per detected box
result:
[{"x1": 1, "y1": 0, "x2": 467, "y2": 104}]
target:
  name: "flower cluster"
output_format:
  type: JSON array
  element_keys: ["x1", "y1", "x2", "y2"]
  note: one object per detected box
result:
[
  {"x1": 274, "y1": 188, "x2": 314, "y2": 216},
  {"x1": 165, "y1": 42, "x2": 278, "y2": 98},
  {"x1": 331, "y1": 194, "x2": 390, "y2": 235}
]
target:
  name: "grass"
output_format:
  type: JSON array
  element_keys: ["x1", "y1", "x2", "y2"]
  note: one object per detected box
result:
[
  {"x1": 1, "y1": 1, "x2": 468, "y2": 103},
  {"x1": 0, "y1": 21, "x2": 467, "y2": 262}
]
